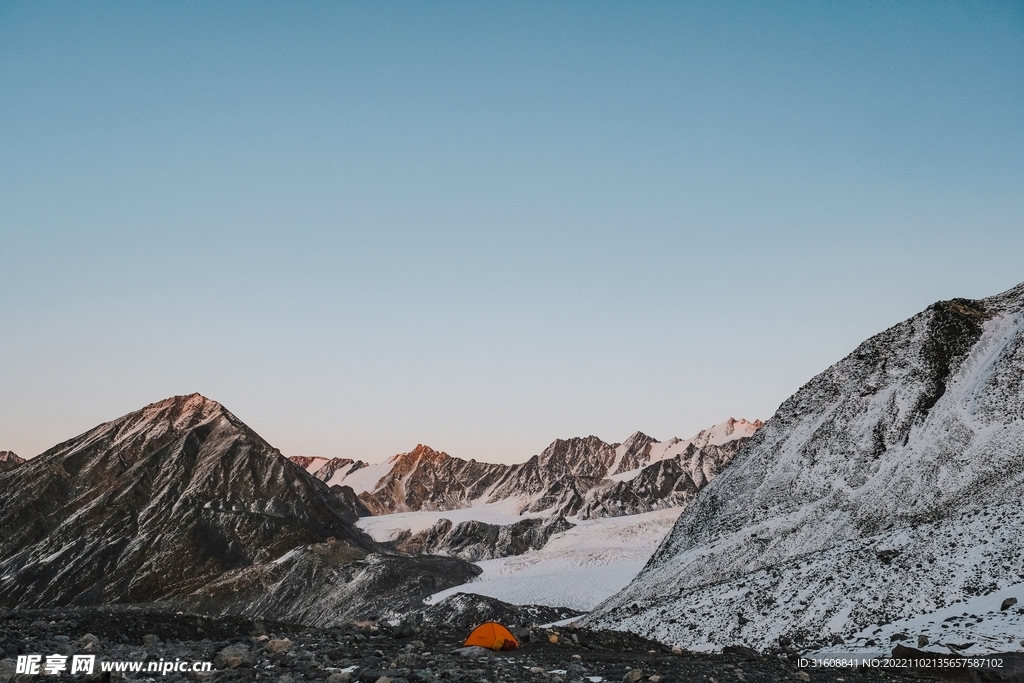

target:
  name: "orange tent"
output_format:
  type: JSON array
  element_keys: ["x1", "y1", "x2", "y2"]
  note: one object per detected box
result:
[{"x1": 463, "y1": 621, "x2": 520, "y2": 651}]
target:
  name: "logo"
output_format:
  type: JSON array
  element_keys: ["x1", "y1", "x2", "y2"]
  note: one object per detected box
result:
[{"x1": 16, "y1": 655, "x2": 96, "y2": 676}]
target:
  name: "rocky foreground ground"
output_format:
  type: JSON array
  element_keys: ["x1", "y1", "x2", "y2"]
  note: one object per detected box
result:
[{"x1": 0, "y1": 607, "x2": 953, "y2": 683}]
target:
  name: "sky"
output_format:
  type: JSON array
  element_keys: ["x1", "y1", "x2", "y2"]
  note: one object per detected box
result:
[{"x1": 1, "y1": 1, "x2": 1022, "y2": 464}]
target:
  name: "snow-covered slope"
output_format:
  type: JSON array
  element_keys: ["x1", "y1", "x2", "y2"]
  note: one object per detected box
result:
[
  {"x1": 586, "y1": 282, "x2": 1024, "y2": 654},
  {"x1": 417, "y1": 508, "x2": 683, "y2": 612},
  {"x1": 818, "y1": 578, "x2": 1024, "y2": 657}
]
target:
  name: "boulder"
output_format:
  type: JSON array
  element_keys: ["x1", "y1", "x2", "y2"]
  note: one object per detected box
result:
[
  {"x1": 266, "y1": 638, "x2": 293, "y2": 654},
  {"x1": 214, "y1": 645, "x2": 255, "y2": 669},
  {"x1": 78, "y1": 633, "x2": 102, "y2": 649}
]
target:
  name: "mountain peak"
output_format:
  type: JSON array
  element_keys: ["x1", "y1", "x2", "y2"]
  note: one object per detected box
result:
[
  {"x1": 393, "y1": 444, "x2": 450, "y2": 464},
  {"x1": 0, "y1": 394, "x2": 373, "y2": 609},
  {"x1": 622, "y1": 430, "x2": 657, "y2": 446},
  {"x1": 138, "y1": 392, "x2": 227, "y2": 419},
  {"x1": 103, "y1": 393, "x2": 247, "y2": 445},
  {"x1": 0, "y1": 450, "x2": 25, "y2": 472}
]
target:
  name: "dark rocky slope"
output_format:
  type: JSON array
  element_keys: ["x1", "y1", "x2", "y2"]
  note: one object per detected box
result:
[
  {"x1": 391, "y1": 516, "x2": 575, "y2": 561},
  {"x1": 0, "y1": 395, "x2": 474, "y2": 623}
]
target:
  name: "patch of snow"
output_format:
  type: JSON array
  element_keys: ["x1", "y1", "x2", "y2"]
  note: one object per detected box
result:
[
  {"x1": 327, "y1": 456, "x2": 396, "y2": 492},
  {"x1": 272, "y1": 548, "x2": 298, "y2": 565}
]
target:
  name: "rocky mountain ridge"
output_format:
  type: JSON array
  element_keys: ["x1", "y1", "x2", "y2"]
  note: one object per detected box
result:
[
  {"x1": 294, "y1": 418, "x2": 762, "y2": 520},
  {"x1": 585, "y1": 281, "x2": 1024, "y2": 654},
  {"x1": 391, "y1": 516, "x2": 576, "y2": 561}
]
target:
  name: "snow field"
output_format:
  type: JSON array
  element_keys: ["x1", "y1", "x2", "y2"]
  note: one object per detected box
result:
[{"x1": 357, "y1": 507, "x2": 683, "y2": 611}]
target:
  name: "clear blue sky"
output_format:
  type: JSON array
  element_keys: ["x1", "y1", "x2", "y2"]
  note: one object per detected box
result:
[{"x1": 2, "y1": 1, "x2": 1022, "y2": 463}]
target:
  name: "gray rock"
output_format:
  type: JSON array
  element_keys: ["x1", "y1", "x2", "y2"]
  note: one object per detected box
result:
[
  {"x1": 326, "y1": 674, "x2": 352, "y2": 683},
  {"x1": 918, "y1": 635, "x2": 929, "y2": 647},
  {"x1": 1001, "y1": 597, "x2": 1018, "y2": 611},
  {"x1": 624, "y1": 669, "x2": 643, "y2": 683},
  {"x1": 451, "y1": 646, "x2": 491, "y2": 658},
  {"x1": 79, "y1": 633, "x2": 102, "y2": 648},
  {"x1": 214, "y1": 645, "x2": 255, "y2": 669},
  {"x1": 0, "y1": 658, "x2": 16, "y2": 683},
  {"x1": 266, "y1": 638, "x2": 293, "y2": 654},
  {"x1": 143, "y1": 634, "x2": 161, "y2": 647}
]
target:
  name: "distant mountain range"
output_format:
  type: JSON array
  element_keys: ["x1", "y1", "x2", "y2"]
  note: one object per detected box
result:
[
  {"x1": 586, "y1": 281, "x2": 1024, "y2": 655},
  {"x1": 290, "y1": 418, "x2": 762, "y2": 519},
  {"x1": 0, "y1": 395, "x2": 759, "y2": 625}
]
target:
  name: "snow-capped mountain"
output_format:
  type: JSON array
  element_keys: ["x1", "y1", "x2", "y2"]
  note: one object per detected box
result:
[
  {"x1": 0, "y1": 394, "x2": 475, "y2": 623},
  {"x1": 586, "y1": 282, "x2": 1024, "y2": 654},
  {"x1": 293, "y1": 419, "x2": 761, "y2": 520},
  {"x1": 0, "y1": 451, "x2": 24, "y2": 472}
]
